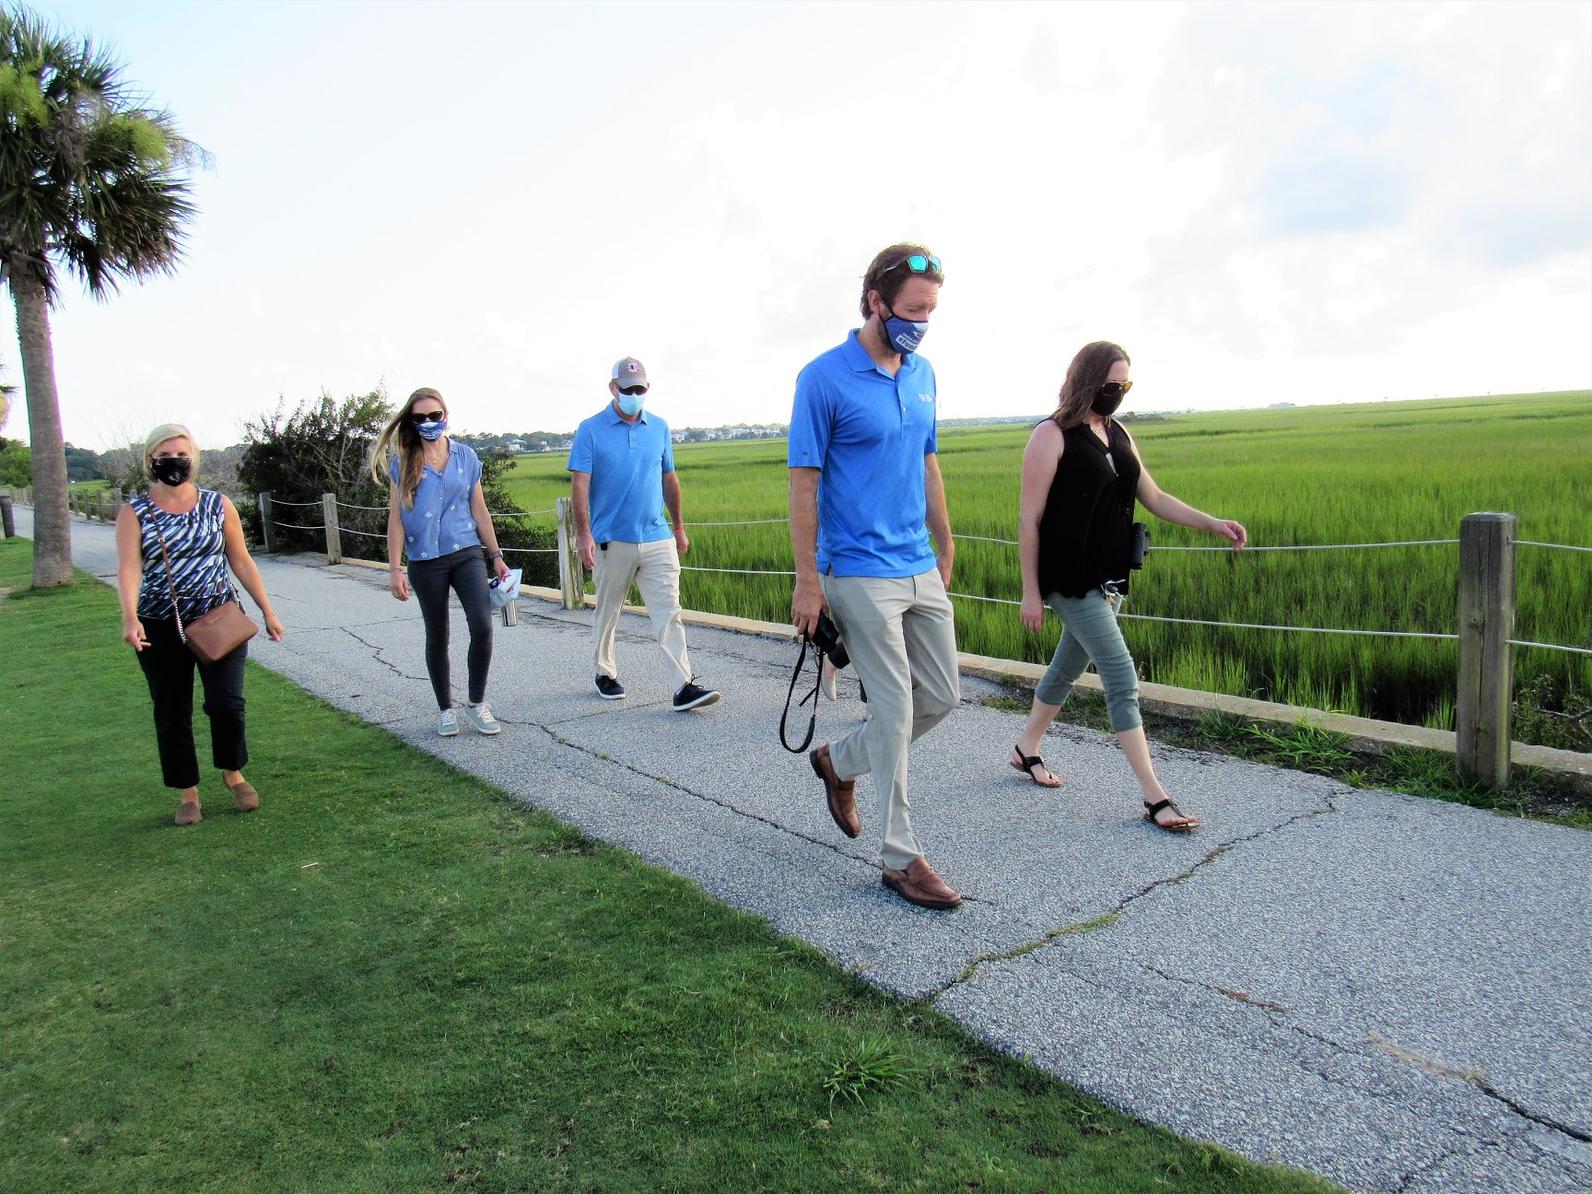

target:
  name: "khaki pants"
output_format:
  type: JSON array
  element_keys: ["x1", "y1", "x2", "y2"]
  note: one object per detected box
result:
[
  {"x1": 822, "y1": 568, "x2": 961, "y2": 870},
  {"x1": 592, "y1": 538, "x2": 692, "y2": 690}
]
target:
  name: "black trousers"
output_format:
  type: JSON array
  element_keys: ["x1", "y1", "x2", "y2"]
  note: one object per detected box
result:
[
  {"x1": 408, "y1": 547, "x2": 494, "y2": 709},
  {"x1": 135, "y1": 614, "x2": 249, "y2": 790}
]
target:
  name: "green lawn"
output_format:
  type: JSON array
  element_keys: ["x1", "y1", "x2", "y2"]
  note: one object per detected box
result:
[{"x1": 0, "y1": 536, "x2": 1334, "y2": 1191}]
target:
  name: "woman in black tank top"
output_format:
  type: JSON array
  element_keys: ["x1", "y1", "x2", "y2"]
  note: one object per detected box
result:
[{"x1": 1010, "y1": 342, "x2": 1248, "y2": 832}]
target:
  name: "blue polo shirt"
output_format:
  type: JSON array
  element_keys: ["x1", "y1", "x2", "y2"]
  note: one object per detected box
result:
[
  {"x1": 391, "y1": 440, "x2": 483, "y2": 562},
  {"x1": 788, "y1": 329, "x2": 939, "y2": 578},
  {"x1": 568, "y1": 405, "x2": 676, "y2": 545}
]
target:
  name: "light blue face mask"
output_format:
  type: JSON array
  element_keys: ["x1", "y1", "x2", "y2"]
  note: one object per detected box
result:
[
  {"x1": 415, "y1": 417, "x2": 447, "y2": 441},
  {"x1": 881, "y1": 306, "x2": 930, "y2": 355},
  {"x1": 617, "y1": 390, "x2": 646, "y2": 417}
]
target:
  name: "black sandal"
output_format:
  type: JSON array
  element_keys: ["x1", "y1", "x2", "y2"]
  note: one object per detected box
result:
[
  {"x1": 1011, "y1": 744, "x2": 1063, "y2": 789},
  {"x1": 1144, "y1": 798, "x2": 1198, "y2": 832}
]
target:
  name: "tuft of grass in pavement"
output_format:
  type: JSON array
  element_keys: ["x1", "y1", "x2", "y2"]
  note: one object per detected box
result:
[{"x1": 0, "y1": 537, "x2": 1336, "y2": 1192}]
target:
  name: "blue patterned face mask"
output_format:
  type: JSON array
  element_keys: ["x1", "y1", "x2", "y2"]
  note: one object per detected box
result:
[
  {"x1": 414, "y1": 416, "x2": 447, "y2": 441},
  {"x1": 881, "y1": 307, "x2": 930, "y2": 356}
]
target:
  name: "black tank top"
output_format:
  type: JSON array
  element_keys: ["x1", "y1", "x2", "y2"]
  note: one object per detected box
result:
[{"x1": 1037, "y1": 419, "x2": 1141, "y2": 599}]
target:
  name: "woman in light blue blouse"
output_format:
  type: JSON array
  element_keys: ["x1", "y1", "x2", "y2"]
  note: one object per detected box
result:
[{"x1": 371, "y1": 387, "x2": 511, "y2": 737}]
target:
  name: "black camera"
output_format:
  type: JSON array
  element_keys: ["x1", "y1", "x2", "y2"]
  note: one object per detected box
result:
[
  {"x1": 811, "y1": 612, "x2": 849, "y2": 670},
  {"x1": 1130, "y1": 522, "x2": 1151, "y2": 570}
]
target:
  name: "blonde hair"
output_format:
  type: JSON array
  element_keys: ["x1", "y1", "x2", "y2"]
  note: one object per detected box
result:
[
  {"x1": 369, "y1": 387, "x2": 447, "y2": 509},
  {"x1": 143, "y1": 423, "x2": 201, "y2": 481}
]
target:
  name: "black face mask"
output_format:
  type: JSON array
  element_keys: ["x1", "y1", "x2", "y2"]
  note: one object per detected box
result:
[
  {"x1": 151, "y1": 456, "x2": 193, "y2": 486},
  {"x1": 1092, "y1": 382, "x2": 1130, "y2": 417}
]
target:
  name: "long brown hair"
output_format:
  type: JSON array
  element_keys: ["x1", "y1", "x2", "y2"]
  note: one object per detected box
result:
[
  {"x1": 1050, "y1": 341, "x2": 1131, "y2": 430},
  {"x1": 370, "y1": 387, "x2": 448, "y2": 508}
]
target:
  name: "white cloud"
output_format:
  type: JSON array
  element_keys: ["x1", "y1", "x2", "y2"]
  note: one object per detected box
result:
[{"x1": 1, "y1": 0, "x2": 1586, "y2": 450}]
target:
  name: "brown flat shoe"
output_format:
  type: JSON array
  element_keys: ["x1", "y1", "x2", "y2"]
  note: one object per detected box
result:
[
  {"x1": 882, "y1": 856, "x2": 962, "y2": 910},
  {"x1": 173, "y1": 799, "x2": 202, "y2": 827},
  {"x1": 227, "y1": 779, "x2": 260, "y2": 813},
  {"x1": 810, "y1": 745, "x2": 861, "y2": 839}
]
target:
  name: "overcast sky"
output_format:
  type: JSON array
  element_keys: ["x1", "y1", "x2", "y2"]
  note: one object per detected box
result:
[{"x1": 3, "y1": 0, "x2": 1589, "y2": 451}]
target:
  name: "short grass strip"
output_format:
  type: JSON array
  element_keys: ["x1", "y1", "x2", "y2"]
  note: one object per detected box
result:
[{"x1": 0, "y1": 538, "x2": 1336, "y2": 1192}]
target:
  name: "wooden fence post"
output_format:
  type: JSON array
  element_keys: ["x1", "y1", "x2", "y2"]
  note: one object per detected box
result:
[
  {"x1": 322, "y1": 493, "x2": 343, "y2": 565},
  {"x1": 1456, "y1": 512, "x2": 1516, "y2": 789},
  {"x1": 555, "y1": 496, "x2": 582, "y2": 610},
  {"x1": 258, "y1": 492, "x2": 276, "y2": 553},
  {"x1": 0, "y1": 494, "x2": 14, "y2": 539}
]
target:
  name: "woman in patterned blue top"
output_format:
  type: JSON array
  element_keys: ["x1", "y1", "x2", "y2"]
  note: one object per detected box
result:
[
  {"x1": 115, "y1": 424, "x2": 285, "y2": 826},
  {"x1": 371, "y1": 387, "x2": 511, "y2": 738}
]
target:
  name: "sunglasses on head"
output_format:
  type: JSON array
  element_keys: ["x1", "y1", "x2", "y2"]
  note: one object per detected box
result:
[
  {"x1": 889, "y1": 253, "x2": 942, "y2": 276},
  {"x1": 1097, "y1": 381, "x2": 1133, "y2": 399},
  {"x1": 411, "y1": 410, "x2": 445, "y2": 424},
  {"x1": 617, "y1": 385, "x2": 647, "y2": 397}
]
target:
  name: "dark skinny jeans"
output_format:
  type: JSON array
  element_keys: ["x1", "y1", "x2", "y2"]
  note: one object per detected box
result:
[
  {"x1": 408, "y1": 547, "x2": 494, "y2": 709},
  {"x1": 136, "y1": 614, "x2": 249, "y2": 790}
]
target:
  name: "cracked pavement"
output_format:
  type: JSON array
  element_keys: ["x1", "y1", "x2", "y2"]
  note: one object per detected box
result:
[{"x1": 33, "y1": 509, "x2": 1592, "y2": 1193}]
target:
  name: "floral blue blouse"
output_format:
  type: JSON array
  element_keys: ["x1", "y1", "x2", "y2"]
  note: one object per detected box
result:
[{"x1": 392, "y1": 440, "x2": 484, "y2": 561}]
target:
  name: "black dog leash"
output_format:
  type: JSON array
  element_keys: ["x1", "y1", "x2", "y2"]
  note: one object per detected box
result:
[{"x1": 779, "y1": 633, "x2": 824, "y2": 754}]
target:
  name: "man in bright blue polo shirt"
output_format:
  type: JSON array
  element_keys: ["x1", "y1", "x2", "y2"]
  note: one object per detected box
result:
[
  {"x1": 788, "y1": 243, "x2": 962, "y2": 910},
  {"x1": 569, "y1": 357, "x2": 719, "y2": 711}
]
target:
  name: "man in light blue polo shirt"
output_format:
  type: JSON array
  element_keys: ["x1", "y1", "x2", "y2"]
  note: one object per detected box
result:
[
  {"x1": 569, "y1": 357, "x2": 719, "y2": 711},
  {"x1": 789, "y1": 243, "x2": 962, "y2": 910}
]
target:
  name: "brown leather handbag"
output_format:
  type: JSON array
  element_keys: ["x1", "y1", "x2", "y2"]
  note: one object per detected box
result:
[{"x1": 152, "y1": 520, "x2": 257, "y2": 664}]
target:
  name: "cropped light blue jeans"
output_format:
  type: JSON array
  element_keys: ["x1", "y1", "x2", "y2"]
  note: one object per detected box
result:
[{"x1": 1034, "y1": 586, "x2": 1143, "y2": 732}]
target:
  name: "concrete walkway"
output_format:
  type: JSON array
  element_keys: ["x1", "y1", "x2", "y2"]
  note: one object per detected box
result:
[{"x1": 21, "y1": 510, "x2": 1592, "y2": 1193}]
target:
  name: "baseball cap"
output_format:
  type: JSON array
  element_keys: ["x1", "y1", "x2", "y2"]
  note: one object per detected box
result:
[{"x1": 611, "y1": 357, "x2": 649, "y2": 389}]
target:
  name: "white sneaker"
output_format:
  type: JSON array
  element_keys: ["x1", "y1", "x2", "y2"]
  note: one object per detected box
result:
[
  {"x1": 460, "y1": 702, "x2": 502, "y2": 735},
  {"x1": 437, "y1": 708, "x2": 459, "y2": 737}
]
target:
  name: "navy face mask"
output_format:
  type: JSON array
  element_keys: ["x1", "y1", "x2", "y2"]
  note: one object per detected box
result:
[
  {"x1": 881, "y1": 305, "x2": 930, "y2": 356},
  {"x1": 414, "y1": 417, "x2": 447, "y2": 441},
  {"x1": 150, "y1": 456, "x2": 192, "y2": 486}
]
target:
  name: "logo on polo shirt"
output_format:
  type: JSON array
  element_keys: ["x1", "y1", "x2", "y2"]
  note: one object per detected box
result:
[{"x1": 918, "y1": 392, "x2": 934, "y2": 403}]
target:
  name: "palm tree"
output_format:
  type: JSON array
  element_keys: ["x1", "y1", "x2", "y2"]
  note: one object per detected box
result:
[{"x1": 1, "y1": 4, "x2": 203, "y2": 587}]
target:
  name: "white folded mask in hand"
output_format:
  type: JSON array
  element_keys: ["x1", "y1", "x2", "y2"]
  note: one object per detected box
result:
[{"x1": 488, "y1": 567, "x2": 522, "y2": 608}]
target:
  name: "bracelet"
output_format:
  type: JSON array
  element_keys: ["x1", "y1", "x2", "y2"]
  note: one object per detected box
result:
[{"x1": 488, "y1": 550, "x2": 503, "y2": 560}]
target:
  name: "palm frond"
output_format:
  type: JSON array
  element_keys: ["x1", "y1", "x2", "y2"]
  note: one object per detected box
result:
[{"x1": 0, "y1": 3, "x2": 205, "y2": 302}]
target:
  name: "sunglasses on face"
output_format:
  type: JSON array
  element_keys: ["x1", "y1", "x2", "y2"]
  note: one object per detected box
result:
[
  {"x1": 617, "y1": 385, "x2": 647, "y2": 397},
  {"x1": 1097, "y1": 380, "x2": 1133, "y2": 399},
  {"x1": 411, "y1": 411, "x2": 445, "y2": 425},
  {"x1": 890, "y1": 253, "x2": 942, "y2": 276}
]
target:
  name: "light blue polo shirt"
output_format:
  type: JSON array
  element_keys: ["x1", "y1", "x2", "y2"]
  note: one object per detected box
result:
[
  {"x1": 788, "y1": 329, "x2": 939, "y2": 578},
  {"x1": 567, "y1": 405, "x2": 675, "y2": 545},
  {"x1": 392, "y1": 440, "x2": 484, "y2": 561}
]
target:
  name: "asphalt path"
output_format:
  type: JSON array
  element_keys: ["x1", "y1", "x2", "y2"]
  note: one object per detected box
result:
[{"x1": 16, "y1": 509, "x2": 1591, "y2": 1193}]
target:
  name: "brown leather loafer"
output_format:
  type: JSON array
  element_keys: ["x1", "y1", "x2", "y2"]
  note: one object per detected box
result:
[
  {"x1": 882, "y1": 856, "x2": 962, "y2": 910},
  {"x1": 227, "y1": 779, "x2": 260, "y2": 813},
  {"x1": 810, "y1": 744, "x2": 861, "y2": 839},
  {"x1": 173, "y1": 799, "x2": 202, "y2": 827}
]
